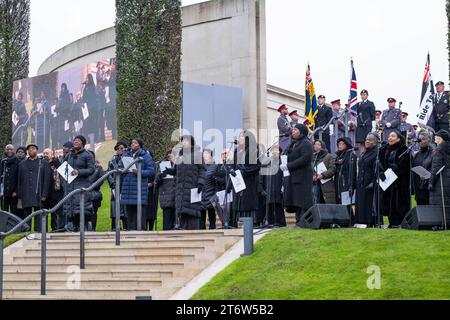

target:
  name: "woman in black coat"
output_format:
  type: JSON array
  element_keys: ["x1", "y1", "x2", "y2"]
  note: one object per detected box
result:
[
  {"x1": 355, "y1": 133, "x2": 379, "y2": 226},
  {"x1": 281, "y1": 124, "x2": 313, "y2": 225},
  {"x1": 200, "y1": 149, "x2": 217, "y2": 230},
  {"x1": 63, "y1": 135, "x2": 95, "y2": 231},
  {"x1": 164, "y1": 135, "x2": 205, "y2": 230},
  {"x1": 379, "y1": 131, "x2": 411, "y2": 227},
  {"x1": 156, "y1": 149, "x2": 176, "y2": 231},
  {"x1": 334, "y1": 137, "x2": 357, "y2": 224},
  {"x1": 428, "y1": 130, "x2": 450, "y2": 207},
  {"x1": 231, "y1": 130, "x2": 260, "y2": 225},
  {"x1": 412, "y1": 132, "x2": 433, "y2": 206}
]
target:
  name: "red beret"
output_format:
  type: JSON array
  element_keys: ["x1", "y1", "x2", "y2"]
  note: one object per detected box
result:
[{"x1": 278, "y1": 104, "x2": 287, "y2": 113}]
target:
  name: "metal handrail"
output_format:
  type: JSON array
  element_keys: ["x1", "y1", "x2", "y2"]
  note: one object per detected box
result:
[{"x1": 0, "y1": 156, "x2": 144, "y2": 299}]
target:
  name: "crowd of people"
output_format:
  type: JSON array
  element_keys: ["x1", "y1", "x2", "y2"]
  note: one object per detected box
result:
[
  {"x1": 12, "y1": 62, "x2": 117, "y2": 151},
  {"x1": 277, "y1": 84, "x2": 450, "y2": 227},
  {"x1": 1, "y1": 83, "x2": 449, "y2": 232}
]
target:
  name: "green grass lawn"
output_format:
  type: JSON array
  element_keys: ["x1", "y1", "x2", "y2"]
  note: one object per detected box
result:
[{"x1": 192, "y1": 228, "x2": 450, "y2": 300}]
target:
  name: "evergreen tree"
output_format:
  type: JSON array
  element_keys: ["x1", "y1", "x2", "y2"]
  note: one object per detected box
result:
[{"x1": 116, "y1": 0, "x2": 182, "y2": 159}]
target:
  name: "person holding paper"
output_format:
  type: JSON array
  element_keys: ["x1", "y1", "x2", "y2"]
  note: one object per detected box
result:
[
  {"x1": 312, "y1": 140, "x2": 336, "y2": 205},
  {"x1": 412, "y1": 133, "x2": 433, "y2": 205},
  {"x1": 155, "y1": 149, "x2": 176, "y2": 231},
  {"x1": 334, "y1": 137, "x2": 357, "y2": 224},
  {"x1": 379, "y1": 131, "x2": 411, "y2": 227},
  {"x1": 82, "y1": 74, "x2": 99, "y2": 149},
  {"x1": 213, "y1": 149, "x2": 236, "y2": 227},
  {"x1": 55, "y1": 83, "x2": 72, "y2": 148},
  {"x1": 355, "y1": 133, "x2": 379, "y2": 226},
  {"x1": 120, "y1": 138, "x2": 154, "y2": 231},
  {"x1": 428, "y1": 130, "x2": 450, "y2": 207},
  {"x1": 163, "y1": 135, "x2": 205, "y2": 230},
  {"x1": 281, "y1": 124, "x2": 313, "y2": 226},
  {"x1": 62, "y1": 135, "x2": 95, "y2": 231},
  {"x1": 230, "y1": 130, "x2": 260, "y2": 225},
  {"x1": 107, "y1": 141, "x2": 128, "y2": 230}
]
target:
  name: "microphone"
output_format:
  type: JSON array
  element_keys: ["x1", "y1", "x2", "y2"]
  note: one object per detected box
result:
[
  {"x1": 279, "y1": 133, "x2": 291, "y2": 138},
  {"x1": 228, "y1": 140, "x2": 238, "y2": 145}
]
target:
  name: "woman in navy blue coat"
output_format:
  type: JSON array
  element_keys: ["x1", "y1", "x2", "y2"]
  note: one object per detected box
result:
[{"x1": 120, "y1": 138, "x2": 154, "y2": 230}]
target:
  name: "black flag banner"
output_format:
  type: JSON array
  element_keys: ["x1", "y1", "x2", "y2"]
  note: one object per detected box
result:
[{"x1": 417, "y1": 53, "x2": 435, "y2": 127}]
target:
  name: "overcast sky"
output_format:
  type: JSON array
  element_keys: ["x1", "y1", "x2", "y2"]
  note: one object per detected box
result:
[{"x1": 30, "y1": 0, "x2": 449, "y2": 123}]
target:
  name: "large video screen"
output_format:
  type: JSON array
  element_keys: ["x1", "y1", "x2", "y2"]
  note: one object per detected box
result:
[{"x1": 11, "y1": 59, "x2": 117, "y2": 151}]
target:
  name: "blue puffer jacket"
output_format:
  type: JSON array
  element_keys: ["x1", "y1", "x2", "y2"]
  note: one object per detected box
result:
[{"x1": 119, "y1": 148, "x2": 154, "y2": 205}]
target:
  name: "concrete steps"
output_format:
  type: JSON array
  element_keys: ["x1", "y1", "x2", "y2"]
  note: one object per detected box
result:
[{"x1": 2, "y1": 230, "x2": 243, "y2": 300}]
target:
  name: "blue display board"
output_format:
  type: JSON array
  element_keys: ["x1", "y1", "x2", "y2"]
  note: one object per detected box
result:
[{"x1": 182, "y1": 82, "x2": 243, "y2": 161}]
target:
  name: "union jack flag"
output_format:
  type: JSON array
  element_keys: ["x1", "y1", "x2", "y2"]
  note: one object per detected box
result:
[{"x1": 348, "y1": 59, "x2": 358, "y2": 117}]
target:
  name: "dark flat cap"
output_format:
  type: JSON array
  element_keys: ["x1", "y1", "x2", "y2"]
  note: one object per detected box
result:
[{"x1": 26, "y1": 143, "x2": 39, "y2": 150}]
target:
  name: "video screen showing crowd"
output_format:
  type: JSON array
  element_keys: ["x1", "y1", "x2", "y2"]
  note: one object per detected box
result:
[
  {"x1": 1, "y1": 82, "x2": 449, "y2": 232},
  {"x1": 11, "y1": 60, "x2": 117, "y2": 151}
]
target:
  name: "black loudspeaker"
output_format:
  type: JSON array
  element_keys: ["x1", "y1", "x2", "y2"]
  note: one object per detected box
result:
[
  {"x1": 401, "y1": 206, "x2": 450, "y2": 230},
  {"x1": 0, "y1": 211, "x2": 29, "y2": 233},
  {"x1": 299, "y1": 204, "x2": 351, "y2": 229}
]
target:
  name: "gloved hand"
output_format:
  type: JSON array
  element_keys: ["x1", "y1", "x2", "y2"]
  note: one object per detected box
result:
[
  {"x1": 229, "y1": 169, "x2": 237, "y2": 177},
  {"x1": 428, "y1": 183, "x2": 435, "y2": 192},
  {"x1": 197, "y1": 186, "x2": 203, "y2": 194},
  {"x1": 379, "y1": 172, "x2": 387, "y2": 182},
  {"x1": 280, "y1": 164, "x2": 288, "y2": 172}
]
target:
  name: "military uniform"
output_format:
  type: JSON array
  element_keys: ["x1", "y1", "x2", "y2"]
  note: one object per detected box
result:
[
  {"x1": 355, "y1": 99, "x2": 376, "y2": 144},
  {"x1": 380, "y1": 108, "x2": 402, "y2": 141},
  {"x1": 432, "y1": 91, "x2": 450, "y2": 132},
  {"x1": 277, "y1": 114, "x2": 291, "y2": 152},
  {"x1": 314, "y1": 104, "x2": 333, "y2": 152}
]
